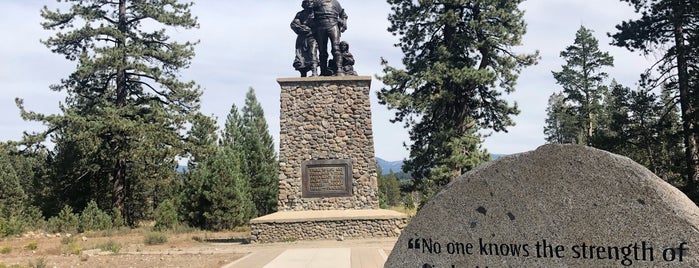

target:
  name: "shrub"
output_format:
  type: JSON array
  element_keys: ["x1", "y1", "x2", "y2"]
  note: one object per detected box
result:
[
  {"x1": 60, "y1": 238, "x2": 81, "y2": 255},
  {"x1": 0, "y1": 218, "x2": 25, "y2": 238},
  {"x1": 21, "y1": 206, "x2": 45, "y2": 231},
  {"x1": 60, "y1": 236, "x2": 75, "y2": 245},
  {"x1": 144, "y1": 232, "x2": 168, "y2": 245},
  {"x1": 47, "y1": 205, "x2": 78, "y2": 233},
  {"x1": 96, "y1": 240, "x2": 121, "y2": 254},
  {"x1": 79, "y1": 201, "x2": 112, "y2": 232},
  {"x1": 0, "y1": 246, "x2": 11, "y2": 254},
  {"x1": 28, "y1": 257, "x2": 46, "y2": 268},
  {"x1": 24, "y1": 242, "x2": 38, "y2": 251},
  {"x1": 153, "y1": 199, "x2": 179, "y2": 231},
  {"x1": 403, "y1": 194, "x2": 416, "y2": 210},
  {"x1": 111, "y1": 207, "x2": 125, "y2": 228}
]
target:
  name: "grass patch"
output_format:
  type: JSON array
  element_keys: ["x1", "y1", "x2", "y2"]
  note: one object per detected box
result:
[
  {"x1": 28, "y1": 257, "x2": 46, "y2": 268},
  {"x1": 59, "y1": 237, "x2": 81, "y2": 255},
  {"x1": 231, "y1": 225, "x2": 250, "y2": 232},
  {"x1": 144, "y1": 232, "x2": 168, "y2": 245},
  {"x1": 0, "y1": 264, "x2": 29, "y2": 268},
  {"x1": 60, "y1": 236, "x2": 75, "y2": 245},
  {"x1": 0, "y1": 246, "x2": 11, "y2": 254},
  {"x1": 24, "y1": 242, "x2": 38, "y2": 251},
  {"x1": 280, "y1": 237, "x2": 298, "y2": 243},
  {"x1": 95, "y1": 240, "x2": 121, "y2": 254},
  {"x1": 63, "y1": 242, "x2": 82, "y2": 255}
]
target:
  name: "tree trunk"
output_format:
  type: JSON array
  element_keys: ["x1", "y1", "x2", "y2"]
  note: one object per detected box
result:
[
  {"x1": 672, "y1": 17, "x2": 699, "y2": 189},
  {"x1": 112, "y1": 0, "x2": 129, "y2": 224}
]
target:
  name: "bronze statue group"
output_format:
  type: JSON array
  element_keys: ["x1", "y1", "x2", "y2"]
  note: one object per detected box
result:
[{"x1": 291, "y1": 0, "x2": 357, "y2": 77}]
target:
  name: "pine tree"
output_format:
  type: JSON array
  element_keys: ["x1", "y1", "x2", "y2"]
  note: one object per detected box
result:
[
  {"x1": 611, "y1": 0, "x2": 699, "y2": 196},
  {"x1": 656, "y1": 87, "x2": 686, "y2": 185},
  {"x1": 180, "y1": 142, "x2": 255, "y2": 230},
  {"x1": 552, "y1": 26, "x2": 614, "y2": 145},
  {"x1": 0, "y1": 149, "x2": 25, "y2": 221},
  {"x1": 15, "y1": 0, "x2": 201, "y2": 224},
  {"x1": 186, "y1": 113, "x2": 219, "y2": 169},
  {"x1": 241, "y1": 88, "x2": 278, "y2": 216},
  {"x1": 379, "y1": 170, "x2": 402, "y2": 207},
  {"x1": 544, "y1": 92, "x2": 578, "y2": 144},
  {"x1": 179, "y1": 103, "x2": 256, "y2": 230},
  {"x1": 378, "y1": 0, "x2": 537, "y2": 194},
  {"x1": 596, "y1": 83, "x2": 686, "y2": 186},
  {"x1": 593, "y1": 82, "x2": 633, "y2": 154}
]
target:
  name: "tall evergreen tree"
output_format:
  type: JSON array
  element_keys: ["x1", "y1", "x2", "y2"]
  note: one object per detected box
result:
[
  {"x1": 611, "y1": 0, "x2": 699, "y2": 196},
  {"x1": 552, "y1": 26, "x2": 614, "y2": 145},
  {"x1": 656, "y1": 87, "x2": 686, "y2": 185},
  {"x1": 180, "y1": 105, "x2": 255, "y2": 230},
  {"x1": 378, "y1": 0, "x2": 538, "y2": 194},
  {"x1": 592, "y1": 82, "x2": 633, "y2": 154},
  {"x1": 186, "y1": 113, "x2": 219, "y2": 169},
  {"x1": 241, "y1": 88, "x2": 278, "y2": 216},
  {"x1": 180, "y1": 146, "x2": 255, "y2": 230},
  {"x1": 379, "y1": 170, "x2": 402, "y2": 207},
  {"x1": 222, "y1": 104, "x2": 245, "y2": 148},
  {"x1": 595, "y1": 83, "x2": 685, "y2": 185},
  {"x1": 543, "y1": 92, "x2": 578, "y2": 144},
  {"x1": 15, "y1": 0, "x2": 201, "y2": 224},
  {"x1": 0, "y1": 149, "x2": 25, "y2": 222}
]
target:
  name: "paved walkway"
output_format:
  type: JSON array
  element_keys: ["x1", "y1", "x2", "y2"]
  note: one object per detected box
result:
[{"x1": 222, "y1": 239, "x2": 393, "y2": 268}]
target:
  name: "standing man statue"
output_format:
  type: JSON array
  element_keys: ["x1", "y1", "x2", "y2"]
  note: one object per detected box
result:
[
  {"x1": 291, "y1": 0, "x2": 318, "y2": 77},
  {"x1": 312, "y1": 0, "x2": 347, "y2": 76}
]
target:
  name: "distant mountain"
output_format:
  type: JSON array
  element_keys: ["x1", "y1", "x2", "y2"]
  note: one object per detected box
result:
[
  {"x1": 177, "y1": 156, "x2": 505, "y2": 175},
  {"x1": 491, "y1": 154, "x2": 506, "y2": 160},
  {"x1": 376, "y1": 157, "x2": 404, "y2": 174},
  {"x1": 376, "y1": 154, "x2": 505, "y2": 175}
]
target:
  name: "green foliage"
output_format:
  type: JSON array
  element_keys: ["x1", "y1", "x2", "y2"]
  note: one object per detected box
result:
[
  {"x1": 612, "y1": 0, "x2": 699, "y2": 197},
  {"x1": 544, "y1": 92, "x2": 578, "y2": 144},
  {"x1": 403, "y1": 194, "x2": 416, "y2": 211},
  {"x1": 60, "y1": 236, "x2": 75, "y2": 245},
  {"x1": 144, "y1": 233, "x2": 168, "y2": 245},
  {"x1": 96, "y1": 240, "x2": 121, "y2": 254},
  {"x1": 179, "y1": 99, "x2": 271, "y2": 230},
  {"x1": 551, "y1": 26, "x2": 614, "y2": 145},
  {"x1": 181, "y1": 146, "x2": 256, "y2": 230},
  {"x1": 47, "y1": 205, "x2": 79, "y2": 233},
  {"x1": 379, "y1": 0, "x2": 537, "y2": 195},
  {"x1": 241, "y1": 88, "x2": 279, "y2": 216},
  {"x1": 111, "y1": 207, "x2": 125, "y2": 229},
  {"x1": 59, "y1": 236, "x2": 82, "y2": 255},
  {"x1": 24, "y1": 242, "x2": 38, "y2": 251},
  {"x1": 16, "y1": 0, "x2": 202, "y2": 226},
  {"x1": 79, "y1": 201, "x2": 113, "y2": 232},
  {"x1": 0, "y1": 219, "x2": 25, "y2": 238},
  {"x1": 379, "y1": 171, "x2": 402, "y2": 207},
  {"x1": 153, "y1": 199, "x2": 180, "y2": 232},
  {"x1": 0, "y1": 246, "x2": 11, "y2": 254},
  {"x1": 593, "y1": 84, "x2": 686, "y2": 186},
  {"x1": 0, "y1": 149, "x2": 26, "y2": 222},
  {"x1": 186, "y1": 113, "x2": 220, "y2": 170}
]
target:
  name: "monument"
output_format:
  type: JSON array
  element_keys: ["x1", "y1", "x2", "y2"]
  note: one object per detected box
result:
[
  {"x1": 249, "y1": 0, "x2": 407, "y2": 242},
  {"x1": 385, "y1": 145, "x2": 699, "y2": 267}
]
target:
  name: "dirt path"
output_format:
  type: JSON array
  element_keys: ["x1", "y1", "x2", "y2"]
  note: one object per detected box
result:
[{"x1": 1, "y1": 231, "x2": 397, "y2": 268}]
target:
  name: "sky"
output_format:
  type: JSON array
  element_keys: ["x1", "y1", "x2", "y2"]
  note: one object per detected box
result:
[{"x1": 0, "y1": 0, "x2": 655, "y2": 162}]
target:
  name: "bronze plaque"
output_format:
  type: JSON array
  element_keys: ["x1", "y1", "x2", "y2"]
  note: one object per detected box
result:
[{"x1": 302, "y1": 159, "x2": 353, "y2": 198}]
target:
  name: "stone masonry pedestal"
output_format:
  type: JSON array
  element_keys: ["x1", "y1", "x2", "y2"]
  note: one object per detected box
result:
[{"x1": 250, "y1": 76, "x2": 407, "y2": 242}]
